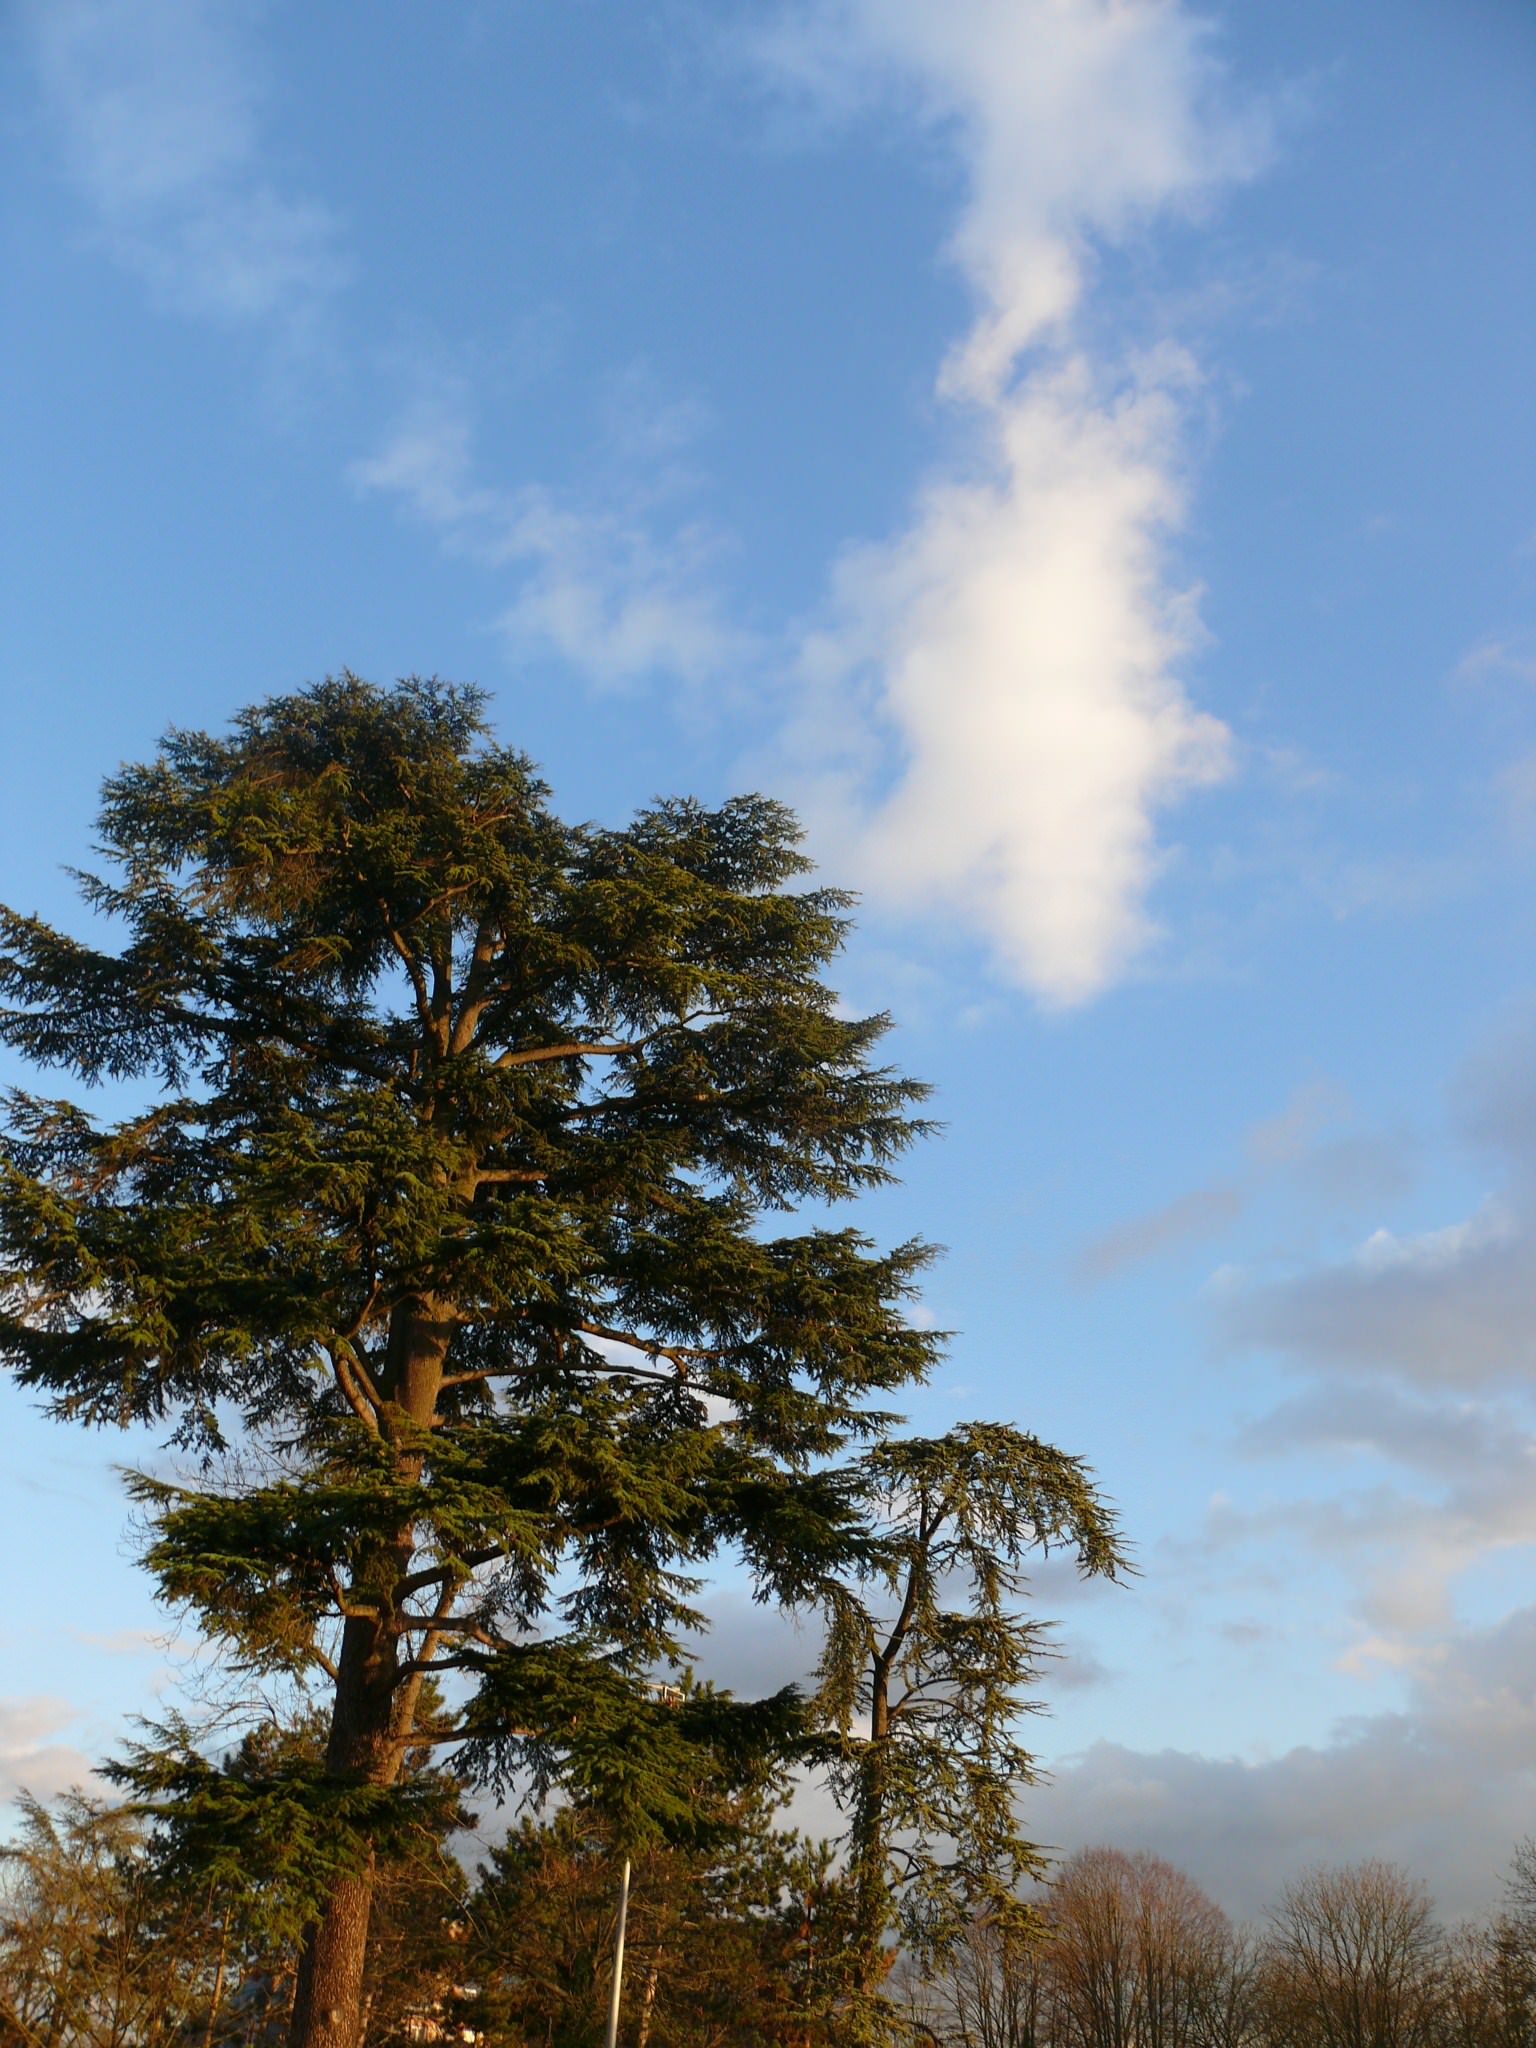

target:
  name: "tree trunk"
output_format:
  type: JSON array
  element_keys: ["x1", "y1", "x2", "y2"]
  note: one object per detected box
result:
[
  {"x1": 202, "y1": 1904, "x2": 229, "y2": 2048},
  {"x1": 287, "y1": 1299, "x2": 451, "y2": 2048},
  {"x1": 289, "y1": 1864, "x2": 377, "y2": 2048},
  {"x1": 634, "y1": 1951, "x2": 661, "y2": 2048},
  {"x1": 288, "y1": 1596, "x2": 404, "y2": 2048},
  {"x1": 849, "y1": 1672, "x2": 892, "y2": 2001}
]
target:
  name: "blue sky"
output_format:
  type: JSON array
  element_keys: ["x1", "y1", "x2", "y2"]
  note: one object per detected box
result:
[{"x1": 2, "y1": 0, "x2": 1533, "y2": 1922}]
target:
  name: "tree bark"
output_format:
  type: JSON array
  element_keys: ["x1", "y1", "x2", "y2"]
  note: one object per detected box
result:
[
  {"x1": 848, "y1": 1655, "x2": 893, "y2": 2001},
  {"x1": 287, "y1": 1299, "x2": 451, "y2": 2048},
  {"x1": 289, "y1": 1865, "x2": 377, "y2": 2048},
  {"x1": 202, "y1": 1904, "x2": 229, "y2": 2048},
  {"x1": 634, "y1": 1950, "x2": 661, "y2": 2048}
]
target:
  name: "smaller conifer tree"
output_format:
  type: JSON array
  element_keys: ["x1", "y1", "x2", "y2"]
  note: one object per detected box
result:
[{"x1": 814, "y1": 1422, "x2": 1126, "y2": 2038}]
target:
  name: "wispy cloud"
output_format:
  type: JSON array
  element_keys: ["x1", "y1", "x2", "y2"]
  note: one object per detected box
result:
[
  {"x1": 353, "y1": 392, "x2": 755, "y2": 690},
  {"x1": 1209, "y1": 1010, "x2": 1536, "y2": 1658},
  {"x1": 1245, "y1": 1079, "x2": 1350, "y2": 1166},
  {"x1": 1499, "y1": 750, "x2": 1536, "y2": 843},
  {"x1": 25, "y1": 0, "x2": 345, "y2": 341},
  {"x1": 0, "y1": 1695, "x2": 97, "y2": 1807},
  {"x1": 1234, "y1": 1385, "x2": 1536, "y2": 1636},
  {"x1": 1077, "y1": 1180, "x2": 1244, "y2": 1282},
  {"x1": 757, "y1": 0, "x2": 1267, "y2": 1002},
  {"x1": 1073, "y1": 1078, "x2": 1414, "y2": 1283},
  {"x1": 1223, "y1": 1200, "x2": 1534, "y2": 1392},
  {"x1": 1226, "y1": 1010, "x2": 1536, "y2": 1394},
  {"x1": 1455, "y1": 632, "x2": 1536, "y2": 690}
]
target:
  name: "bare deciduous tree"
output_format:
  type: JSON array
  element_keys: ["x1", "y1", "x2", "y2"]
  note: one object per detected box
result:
[
  {"x1": 1045, "y1": 1847, "x2": 1239, "y2": 2048},
  {"x1": 1438, "y1": 1840, "x2": 1536, "y2": 2048},
  {"x1": 933, "y1": 1914, "x2": 1054, "y2": 2048},
  {"x1": 1258, "y1": 1861, "x2": 1444, "y2": 2048},
  {"x1": 0, "y1": 1792, "x2": 223, "y2": 2048}
]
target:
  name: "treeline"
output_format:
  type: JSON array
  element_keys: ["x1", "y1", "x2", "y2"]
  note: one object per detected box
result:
[
  {"x1": 908, "y1": 1847, "x2": 1536, "y2": 2048},
  {"x1": 3, "y1": 1777, "x2": 1532, "y2": 2048}
]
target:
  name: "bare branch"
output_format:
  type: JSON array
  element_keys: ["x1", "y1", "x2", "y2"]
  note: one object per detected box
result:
[
  {"x1": 395, "y1": 1550, "x2": 502, "y2": 1601},
  {"x1": 493, "y1": 1039, "x2": 639, "y2": 1070},
  {"x1": 336, "y1": 1283, "x2": 384, "y2": 1348},
  {"x1": 491, "y1": 1009, "x2": 729, "y2": 1072},
  {"x1": 374, "y1": 897, "x2": 435, "y2": 1042},
  {"x1": 575, "y1": 1321, "x2": 719, "y2": 1366},
  {"x1": 450, "y1": 917, "x2": 503, "y2": 1055},
  {"x1": 329, "y1": 1346, "x2": 380, "y2": 1432}
]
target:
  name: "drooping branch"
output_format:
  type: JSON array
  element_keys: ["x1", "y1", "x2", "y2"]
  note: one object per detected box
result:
[{"x1": 573, "y1": 1322, "x2": 719, "y2": 1368}]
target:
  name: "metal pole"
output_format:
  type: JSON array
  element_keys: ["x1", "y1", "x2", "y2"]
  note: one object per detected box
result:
[{"x1": 603, "y1": 1854, "x2": 631, "y2": 2048}]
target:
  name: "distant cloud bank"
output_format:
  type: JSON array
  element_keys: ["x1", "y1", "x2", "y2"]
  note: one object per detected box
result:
[{"x1": 1034, "y1": 1600, "x2": 1536, "y2": 1925}]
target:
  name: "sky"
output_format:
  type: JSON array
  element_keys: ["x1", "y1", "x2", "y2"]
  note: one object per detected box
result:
[{"x1": 1, "y1": 0, "x2": 1533, "y2": 1927}]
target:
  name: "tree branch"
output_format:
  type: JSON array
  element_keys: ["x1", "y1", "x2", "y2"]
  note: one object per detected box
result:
[
  {"x1": 329, "y1": 1344, "x2": 381, "y2": 1431},
  {"x1": 337, "y1": 1284, "x2": 383, "y2": 1347},
  {"x1": 450, "y1": 917, "x2": 503, "y2": 1055},
  {"x1": 575, "y1": 1321, "x2": 719, "y2": 1366},
  {"x1": 394, "y1": 1551, "x2": 502, "y2": 1601},
  {"x1": 491, "y1": 1009, "x2": 728, "y2": 1072},
  {"x1": 161, "y1": 1000, "x2": 396, "y2": 1085},
  {"x1": 374, "y1": 896, "x2": 438, "y2": 1050},
  {"x1": 492, "y1": 1039, "x2": 639, "y2": 1070}
]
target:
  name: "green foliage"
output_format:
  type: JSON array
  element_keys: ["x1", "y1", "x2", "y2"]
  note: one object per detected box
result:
[
  {"x1": 459, "y1": 1653, "x2": 811, "y2": 1849},
  {"x1": 0, "y1": 675, "x2": 942, "y2": 2015},
  {"x1": 460, "y1": 1793, "x2": 858, "y2": 2046},
  {"x1": 105, "y1": 1709, "x2": 465, "y2": 1947},
  {"x1": 815, "y1": 1422, "x2": 1128, "y2": 2037}
]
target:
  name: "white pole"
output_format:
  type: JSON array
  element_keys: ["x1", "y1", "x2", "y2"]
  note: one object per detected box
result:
[{"x1": 603, "y1": 1854, "x2": 631, "y2": 2048}]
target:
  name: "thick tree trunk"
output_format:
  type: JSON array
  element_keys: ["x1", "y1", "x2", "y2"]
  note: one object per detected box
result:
[
  {"x1": 287, "y1": 1603, "x2": 402, "y2": 2048},
  {"x1": 288, "y1": 1298, "x2": 452, "y2": 2048},
  {"x1": 289, "y1": 1864, "x2": 377, "y2": 2048}
]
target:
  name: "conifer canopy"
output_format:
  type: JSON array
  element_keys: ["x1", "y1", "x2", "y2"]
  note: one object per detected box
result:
[{"x1": 0, "y1": 674, "x2": 947, "y2": 2043}]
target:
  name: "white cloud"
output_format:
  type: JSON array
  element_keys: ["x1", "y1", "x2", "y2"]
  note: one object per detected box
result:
[
  {"x1": 756, "y1": 0, "x2": 1261, "y2": 398},
  {"x1": 1455, "y1": 633, "x2": 1536, "y2": 690},
  {"x1": 799, "y1": 354, "x2": 1231, "y2": 999},
  {"x1": 25, "y1": 0, "x2": 344, "y2": 338},
  {"x1": 758, "y1": 0, "x2": 1266, "y2": 1002},
  {"x1": 354, "y1": 394, "x2": 753, "y2": 690}
]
